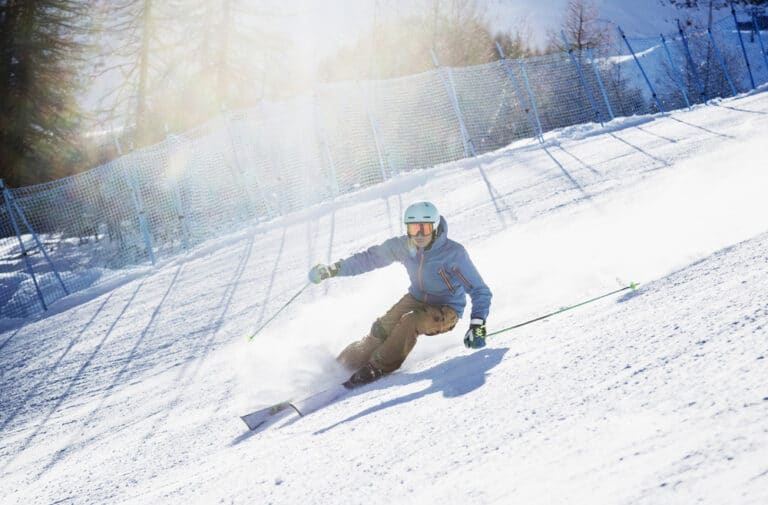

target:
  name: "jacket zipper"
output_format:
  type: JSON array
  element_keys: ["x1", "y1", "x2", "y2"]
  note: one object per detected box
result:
[
  {"x1": 418, "y1": 252, "x2": 427, "y2": 302},
  {"x1": 438, "y1": 268, "x2": 455, "y2": 294},
  {"x1": 453, "y1": 267, "x2": 473, "y2": 289}
]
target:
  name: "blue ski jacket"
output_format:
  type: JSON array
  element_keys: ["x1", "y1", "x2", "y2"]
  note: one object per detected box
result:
[{"x1": 337, "y1": 217, "x2": 492, "y2": 320}]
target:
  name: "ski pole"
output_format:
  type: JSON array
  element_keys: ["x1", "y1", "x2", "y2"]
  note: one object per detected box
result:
[
  {"x1": 247, "y1": 282, "x2": 311, "y2": 342},
  {"x1": 487, "y1": 282, "x2": 638, "y2": 338}
]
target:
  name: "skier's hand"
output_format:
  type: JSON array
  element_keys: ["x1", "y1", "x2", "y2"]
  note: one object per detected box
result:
[
  {"x1": 463, "y1": 319, "x2": 487, "y2": 349},
  {"x1": 308, "y1": 262, "x2": 340, "y2": 284}
]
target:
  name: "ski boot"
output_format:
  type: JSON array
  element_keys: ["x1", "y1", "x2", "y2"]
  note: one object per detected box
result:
[{"x1": 343, "y1": 363, "x2": 383, "y2": 389}]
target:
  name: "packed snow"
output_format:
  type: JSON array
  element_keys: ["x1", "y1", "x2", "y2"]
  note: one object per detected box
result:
[{"x1": 1, "y1": 88, "x2": 767, "y2": 504}]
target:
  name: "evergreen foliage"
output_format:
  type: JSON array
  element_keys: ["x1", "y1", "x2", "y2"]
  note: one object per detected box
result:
[
  {"x1": 89, "y1": 0, "x2": 294, "y2": 147},
  {"x1": 0, "y1": 0, "x2": 89, "y2": 187}
]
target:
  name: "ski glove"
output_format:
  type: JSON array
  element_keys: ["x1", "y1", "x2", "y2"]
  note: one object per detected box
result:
[
  {"x1": 308, "y1": 262, "x2": 341, "y2": 284},
  {"x1": 463, "y1": 319, "x2": 487, "y2": 349}
]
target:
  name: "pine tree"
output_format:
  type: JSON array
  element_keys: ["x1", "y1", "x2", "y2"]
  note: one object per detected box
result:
[
  {"x1": 88, "y1": 0, "x2": 164, "y2": 147},
  {"x1": 0, "y1": 0, "x2": 89, "y2": 187},
  {"x1": 90, "y1": 0, "x2": 293, "y2": 142},
  {"x1": 152, "y1": 0, "x2": 293, "y2": 132}
]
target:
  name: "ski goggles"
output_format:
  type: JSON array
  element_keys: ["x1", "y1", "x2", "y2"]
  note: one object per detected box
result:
[{"x1": 406, "y1": 222, "x2": 435, "y2": 237}]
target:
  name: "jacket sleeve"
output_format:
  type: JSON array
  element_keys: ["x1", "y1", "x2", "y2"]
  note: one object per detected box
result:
[
  {"x1": 454, "y1": 247, "x2": 492, "y2": 321},
  {"x1": 337, "y1": 237, "x2": 403, "y2": 276}
]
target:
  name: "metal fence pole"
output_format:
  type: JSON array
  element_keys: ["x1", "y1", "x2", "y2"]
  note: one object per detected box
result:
[
  {"x1": 1, "y1": 179, "x2": 48, "y2": 311},
  {"x1": 360, "y1": 82, "x2": 391, "y2": 183},
  {"x1": 164, "y1": 128, "x2": 191, "y2": 250},
  {"x1": 519, "y1": 61, "x2": 544, "y2": 140},
  {"x1": 495, "y1": 41, "x2": 544, "y2": 142},
  {"x1": 587, "y1": 47, "x2": 615, "y2": 121},
  {"x1": 115, "y1": 138, "x2": 157, "y2": 266},
  {"x1": 11, "y1": 197, "x2": 69, "y2": 296},
  {"x1": 618, "y1": 26, "x2": 665, "y2": 113},
  {"x1": 562, "y1": 32, "x2": 604, "y2": 126},
  {"x1": 753, "y1": 13, "x2": 768, "y2": 75},
  {"x1": 660, "y1": 33, "x2": 692, "y2": 110},
  {"x1": 222, "y1": 111, "x2": 258, "y2": 220},
  {"x1": 731, "y1": 1, "x2": 756, "y2": 89},
  {"x1": 707, "y1": 27, "x2": 738, "y2": 96},
  {"x1": 313, "y1": 93, "x2": 340, "y2": 197},
  {"x1": 677, "y1": 20, "x2": 707, "y2": 103},
  {"x1": 431, "y1": 48, "x2": 475, "y2": 157}
]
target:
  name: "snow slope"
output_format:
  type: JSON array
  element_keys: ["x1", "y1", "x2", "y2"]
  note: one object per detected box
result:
[{"x1": 1, "y1": 88, "x2": 768, "y2": 504}]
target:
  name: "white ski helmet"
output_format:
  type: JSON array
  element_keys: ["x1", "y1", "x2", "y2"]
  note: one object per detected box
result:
[{"x1": 403, "y1": 201, "x2": 440, "y2": 225}]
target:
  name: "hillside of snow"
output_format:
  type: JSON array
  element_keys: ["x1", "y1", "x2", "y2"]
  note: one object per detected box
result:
[{"x1": 1, "y1": 87, "x2": 768, "y2": 504}]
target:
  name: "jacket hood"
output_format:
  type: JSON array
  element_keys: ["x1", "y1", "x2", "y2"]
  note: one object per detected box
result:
[{"x1": 433, "y1": 215, "x2": 449, "y2": 248}]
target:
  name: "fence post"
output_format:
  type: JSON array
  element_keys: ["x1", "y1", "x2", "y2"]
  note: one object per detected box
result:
[
  {"x1": 431, "y1": 48, "x2": 476, "y2": 157},
  {"x1": 222, "y1": 110, "x2": 258, "y2": 220},
  {"x1": 1, "y1": 179, "x2": 48, "y2": 311},
  {"x1": 561, "y1": 32, "x2": 604, "y2": 126},
  {"x1": 731, "y1": 1, "x2": 756, "y2": 89},
  {"x1": 313, "y1": 93, "x2": 340, "y2": 197},
  {"x1": 519, "y1": 60, "x2": 544, "y2": 140},
  {"x1": 707, "y1": 27, "x2": 738, "y2": 96},
  {"x1": 586, "y1": 48, "x2": 615, "y2": 121},
  {"x1": 164, "y1": 127, "x2": 191, "y2": 251},
  {"x1": 752, "y1": 13, "x2": 768, "y2": 75},
  {"x1": 618, "y1": 26, "x2": 665, "y2": 113},
  {"x1": 677, "y1": 20, "x2": 707, "y2": 103},
  {"x1": 3, "y1": 179, "x2": 70, "y2": 303},
  {"x1": 114, "y1": 138, "x2": 156, "y2": 266},
  {"x1": 495, "y1": 42, "x2": 543, "y2": 142},
  {"x1": 360, "y1": 82, "x2": 391, "y2": 182},
  {"x1": 660, "y1": 33, "x2": 692, "y2": 110},
  {"x1": 12, "y1": 198, "x2": 69, "y2": 296}
]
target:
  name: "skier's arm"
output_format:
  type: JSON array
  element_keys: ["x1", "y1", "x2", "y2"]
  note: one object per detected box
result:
[
  {"x1": 337, "y1": 237, "x2": 403, "y2": 276},
  {"x1": 454, "y1": 249, "x2": 492, "y2": 321}
]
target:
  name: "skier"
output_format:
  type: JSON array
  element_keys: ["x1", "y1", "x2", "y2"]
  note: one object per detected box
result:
[{"x1": 308, "y1": 201, "x2": 492, "y2": 389}]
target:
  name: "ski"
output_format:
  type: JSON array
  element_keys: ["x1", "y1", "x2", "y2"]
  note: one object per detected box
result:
[
  {"x1": 239, "y1": 384, "x2": 350, "y2": 431},
  {"x1": 239, "y1": 401, "x2": 302, "y2": 431}
]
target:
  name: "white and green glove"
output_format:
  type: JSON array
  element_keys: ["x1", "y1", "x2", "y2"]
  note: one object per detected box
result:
[
  {"x1": 463, "y1": 318, "x2": 487, "y2": 349},
  {"x1": 308, "y1": 262, "x2": 340, "y2": 284}
]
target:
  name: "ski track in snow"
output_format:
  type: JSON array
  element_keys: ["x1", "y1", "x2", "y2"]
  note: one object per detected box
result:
[{"x1": 1, "y1": 89, "x2": 768, "y2": 504}]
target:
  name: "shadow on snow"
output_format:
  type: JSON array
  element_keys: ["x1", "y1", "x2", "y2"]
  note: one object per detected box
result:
[{"x1": 312, "y1": 347, "x2": 510, "y2": 435}]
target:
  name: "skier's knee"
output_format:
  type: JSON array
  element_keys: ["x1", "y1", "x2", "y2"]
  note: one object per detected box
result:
[
  {"x1": 413, "y1": 305, "x2": 455, "y2": 335},
  {"x1": 396, "y1": 311, "x2": 420, "y2": 334},
  {"x1": 370, "y1": 319, "x2": 387, "y2": 341}
]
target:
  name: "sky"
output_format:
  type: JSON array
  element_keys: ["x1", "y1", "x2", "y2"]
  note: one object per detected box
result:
[
  {"x1": 281, "y1": 0, "x2": 735, "y2": 63},
  {"x1": 489, "y1": 0, "x2": 732, "y2": 40},
  {"x1": 1, "y1": 81, "x2": 767, "y2": 503}
]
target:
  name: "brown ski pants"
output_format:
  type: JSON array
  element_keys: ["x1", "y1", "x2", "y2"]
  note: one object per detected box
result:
[{"x1": 337, "y1": 293, "x2": 459, "y2": 374}]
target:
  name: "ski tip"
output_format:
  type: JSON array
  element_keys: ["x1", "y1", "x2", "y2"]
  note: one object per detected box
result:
[{"x1": 240, "y1": 415, "x2": 263, "y2": 431}]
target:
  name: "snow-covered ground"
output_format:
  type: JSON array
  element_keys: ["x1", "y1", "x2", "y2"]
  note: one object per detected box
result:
[{"x1": 2, "y1": 88, "x2": 768, "y2": 504}]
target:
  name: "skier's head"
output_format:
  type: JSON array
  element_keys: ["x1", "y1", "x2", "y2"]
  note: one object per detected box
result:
[{"x1": 404, "y1": 201, "x2": 440, "y2": 248}]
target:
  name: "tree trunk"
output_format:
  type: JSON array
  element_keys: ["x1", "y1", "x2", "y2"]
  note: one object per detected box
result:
[{"x1": 136, "y1": 0, "x2": 152, "y2": 145}]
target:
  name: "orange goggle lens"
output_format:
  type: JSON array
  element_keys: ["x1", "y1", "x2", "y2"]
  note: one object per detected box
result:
[{"x1": 407, "y1": 222, "x2": 434, "y2": 237}]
